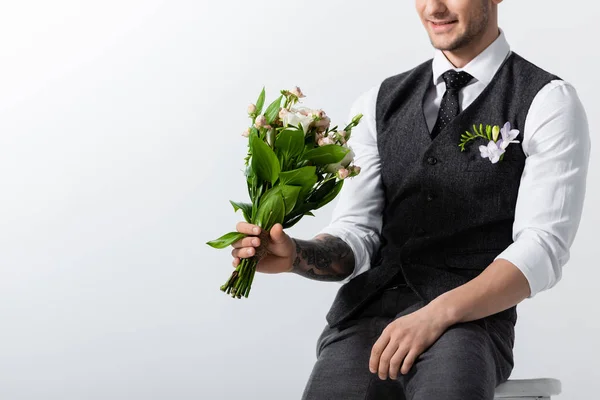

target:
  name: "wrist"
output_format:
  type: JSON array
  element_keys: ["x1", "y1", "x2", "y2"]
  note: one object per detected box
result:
[
  {"x1": 425, "y1": 293, "x2": 462, "y2": 328},
  {"x1": 287, "y1": 238, "x2": 298, "y2": 273}
]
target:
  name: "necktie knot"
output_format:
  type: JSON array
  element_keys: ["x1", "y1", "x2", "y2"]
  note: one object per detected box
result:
[{"x1": 442, "y1": 70, "x2": 473, "y2": 90}]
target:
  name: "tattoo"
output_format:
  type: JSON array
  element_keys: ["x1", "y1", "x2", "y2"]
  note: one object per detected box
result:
[{"x1": 291, "y1": 235, "x2": 355, "y2": 281}]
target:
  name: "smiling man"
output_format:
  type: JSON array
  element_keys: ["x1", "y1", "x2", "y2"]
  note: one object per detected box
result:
[{"x1": 230, "y1": 0, "x2": 590, "y2": 399}]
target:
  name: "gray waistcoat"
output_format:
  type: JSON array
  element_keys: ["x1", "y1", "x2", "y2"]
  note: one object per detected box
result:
[{"x1": 326, "y1": 52, "x2": 559, "y2": 328}]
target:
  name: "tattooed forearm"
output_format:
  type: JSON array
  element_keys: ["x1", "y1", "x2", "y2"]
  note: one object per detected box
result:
[{"x1": 291, "y1": 234, "x2": 355, "y2": 281}]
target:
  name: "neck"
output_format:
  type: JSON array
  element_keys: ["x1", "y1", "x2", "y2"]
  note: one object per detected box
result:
[{"x1": 443, "y1": 26, "x2": 500, "y2": 68}]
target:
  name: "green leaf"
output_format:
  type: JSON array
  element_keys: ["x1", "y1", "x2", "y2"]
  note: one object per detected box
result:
[
  {"x1": 250, "y1": 135, "x2": 281, "y2": 185},
  {"x1": 207, "y1": 232, "x2": 246, "y2": 249},
  {"x1": 275, "y1": 129, "x2": 305, "y2": 158},
  {"x1": 230, "y1": 201, "x2": 252, "y2": 222},
  {"x1": 480, "y1": 124, "x2": 484, "y2": 138},
  {"x1": 279, "y1": 185, "x2": 302, "y2": 215},
  {"x1": 309, "y1": 179, "x2": 336, "y2": 203},
  {"x1": 279, "y1": 166, "x2": 317, "y2": 193},
  {"x1": 255, "y1": 87, "x2": 266, "y2": 116},
  {"x1": 317, "y1": 180, "x2": 344, "y2": 208},
  {"x1": 486, "y1": 125, "x2": 492, "y2": 137},
  {"x1": 255, "y1": 191, "x2": 285, "y2": 231},
  {"x1": 303, "y1": 145, "x2": 350, "y2": 165},
  {"x1": 265, "y1": 95, "x2": 283, "y2": 125}
]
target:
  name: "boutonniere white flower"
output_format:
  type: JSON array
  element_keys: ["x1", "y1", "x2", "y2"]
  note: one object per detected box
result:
[{"x1": 458, "y1": 122, "x2": 520, "y2": 163}]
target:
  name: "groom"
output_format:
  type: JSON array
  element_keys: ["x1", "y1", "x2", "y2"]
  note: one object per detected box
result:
[{"x1": 230, "y1": 0, "x2": 590, "y2": 399}]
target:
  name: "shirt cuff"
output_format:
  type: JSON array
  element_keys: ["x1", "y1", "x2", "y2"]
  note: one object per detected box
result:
[{"x1": 494, "y1": 230, "x2": 564, "y2": 298}]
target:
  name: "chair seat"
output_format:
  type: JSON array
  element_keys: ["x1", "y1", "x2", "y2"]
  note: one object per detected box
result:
[{"x1": 494, "y1": 378, "x2": 561, "y2": 398}]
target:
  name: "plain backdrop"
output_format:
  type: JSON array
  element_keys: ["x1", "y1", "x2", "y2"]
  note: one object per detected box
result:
[{"x1": 0, "y1": 1, "x2": 597, "y2": 399}]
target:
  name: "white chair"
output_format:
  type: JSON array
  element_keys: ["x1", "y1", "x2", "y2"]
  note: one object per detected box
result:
[{"x1": 494, "y1": 378, "x2": 561, "y2": 399}]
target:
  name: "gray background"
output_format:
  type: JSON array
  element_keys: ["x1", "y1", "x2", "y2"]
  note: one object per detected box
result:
[{"x1": 0, "y1": 1, "x2": 597, "y2": 398}]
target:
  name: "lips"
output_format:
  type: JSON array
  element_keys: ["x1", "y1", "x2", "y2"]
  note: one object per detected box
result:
[
  {"x1": 430, "y1": 20, "x2": 457, "y2": 26},
  {"x1": 429, "y1": 20, "x2": 458, "y2": 32}
]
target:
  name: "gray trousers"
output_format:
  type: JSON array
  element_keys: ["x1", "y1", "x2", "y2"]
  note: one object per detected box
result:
[{"x1": 302, "y1": 284, "x2": 515, "y2": 400}]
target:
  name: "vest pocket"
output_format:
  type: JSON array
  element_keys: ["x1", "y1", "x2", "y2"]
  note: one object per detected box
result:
[
  {"x1": 444, "y1": 249, "x2": 503, "y2": 270},
  {"x1": 462, "y1": 144, "x2": 520, "y2": 174}
]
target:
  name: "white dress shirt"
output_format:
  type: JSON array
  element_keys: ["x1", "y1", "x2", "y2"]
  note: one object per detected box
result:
[{"x1": 319, "y1": 30, "x2": 591, "y2": 298}]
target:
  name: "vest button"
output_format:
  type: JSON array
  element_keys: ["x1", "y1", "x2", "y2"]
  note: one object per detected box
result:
[
  {"x1": 426, "y1": 193, "x2": 435, "y2": 202},
  {"x1": 415, "y1": 227, "x2": 426, "y2": 235},
  {"x1": 427, "y1": 156, "x2": 437, "y2": 165}
]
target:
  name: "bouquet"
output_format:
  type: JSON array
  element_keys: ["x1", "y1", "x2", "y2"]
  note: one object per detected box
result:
[{"x1": 207, "y1": 86, "x2": 362, "y2": 298}]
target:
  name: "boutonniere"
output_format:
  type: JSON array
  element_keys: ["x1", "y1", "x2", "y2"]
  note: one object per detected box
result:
[{"x1": 459, "y1": 122, "x2": 520, "y2": 163}]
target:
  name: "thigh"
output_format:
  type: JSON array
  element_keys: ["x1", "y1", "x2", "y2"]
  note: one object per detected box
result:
[
  {"x1": 302, "y1": 317, "x2": 406, "y2": 400},
  {"x1": 401, "y1": 321, "x2": 501, "y2": 400}
]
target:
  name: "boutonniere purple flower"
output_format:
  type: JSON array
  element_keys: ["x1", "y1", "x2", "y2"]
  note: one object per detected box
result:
[{"x1": 458, "y1": 122, "x2": 520, "y2": 163}]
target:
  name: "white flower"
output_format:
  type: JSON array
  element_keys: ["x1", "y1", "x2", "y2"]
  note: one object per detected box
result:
[
  {"x1": 325, "y1": 148, "x2": 355, "y2": 173},
  {"x1": 479, "y1": 140, "x2": 505, "y2": 164},
  {"x1": 281, "y1": 109, "x2": 313, "y2": 134},
  {"x1": 498, "y1": 121, "x2": 520, "y2": 150}
]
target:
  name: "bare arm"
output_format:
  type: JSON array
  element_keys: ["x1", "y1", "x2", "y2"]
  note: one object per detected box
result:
[{"x1": 290, "y1": 234, "x2": 355, "y2": 282}]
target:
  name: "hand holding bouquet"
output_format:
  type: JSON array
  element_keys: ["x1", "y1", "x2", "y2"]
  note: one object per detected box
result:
[{"x1": 207, "y1": 87, "x2": 362, "y2": 298}]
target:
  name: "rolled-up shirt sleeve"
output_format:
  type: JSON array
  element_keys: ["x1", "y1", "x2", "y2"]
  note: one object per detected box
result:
[
  {"x1": 317, "y1": 84, "x2": 385, "y2": 283},
  {"x1": 495, "y1": 80, "x2": 591, "y2": 297}
]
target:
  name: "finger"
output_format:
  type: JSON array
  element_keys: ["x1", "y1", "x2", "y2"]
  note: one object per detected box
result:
[
  {"x1": 231, "y1": 237, "x2": 260, "y2": 249},
  {"x1": 269, "y1": 223, "x2": 287, "y2": 244},
  {"x1": 236, "y1": 221, "x2": 261, "y2": 236},
  {"x1": 231, "y1": 247, "x2": 255, "y2": 259},
  {"x1": 389, "y1": 346, "x2": 410, "y2": 380},
  {"x1": 377, "y1": 340, "x2": 399, "y2": 380},
  {"x1": 400, "y1": 349, "x2": 421, "y2": 375},
  {"x1": 232, "y1": 257, "x2": 240, "y2": 267},
  {"x1": 369, "y1": 332, "x2": 391, "y2": 374}
]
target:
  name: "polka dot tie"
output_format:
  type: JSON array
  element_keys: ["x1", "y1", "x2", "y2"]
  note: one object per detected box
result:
[{"x1": 430, "y1": 70, "x2": 474, "y2": 139}]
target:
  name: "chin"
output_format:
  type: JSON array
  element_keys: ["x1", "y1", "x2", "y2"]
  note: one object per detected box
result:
[{"x1": 430, "y1": 37, "x2": 456, "y2": 51}]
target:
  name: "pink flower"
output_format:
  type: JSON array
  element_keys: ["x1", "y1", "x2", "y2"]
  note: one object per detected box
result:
[
  {"x1": 314, "y1": 116, "x2": 331, "y2": 132},
  {"x1": 247, "y1": 104, "x2": 257, "y2": 114},
  {"x1": 312, "y1": 109, "x2": 326, "y2": 119},
  {"x1": 254, "y1": 115, "x2": 267, "y2": 129},
  {"x1": 290, "y1": 86, "x2": 305, "y2": 98},
  {"x1": 337, "y1": 168, "x2": 350, "y2": 180},
  {"x1": 318, "y1": 136, "x2": 335, "y2": 146},
  {"x1": 241, "y1": 128, "x2": 251, "y2": 137}
]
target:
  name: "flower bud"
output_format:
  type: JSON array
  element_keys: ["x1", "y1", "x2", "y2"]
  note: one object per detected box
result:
[
  {"x1": 241, "y1": 128, "x2": 251, "y2": 137},
  {"x1": 492, "y1": 125, "x2": 500, "y2": 142},
  {"x1": 247, "y1": 104, "x2": 257, "y2": 114},
  {"x1": 254, "y1": 115, "x2": 267, "y2": 129},
  {"x1": 337, "y1": 168, "x2": 350, "y2": 180}
]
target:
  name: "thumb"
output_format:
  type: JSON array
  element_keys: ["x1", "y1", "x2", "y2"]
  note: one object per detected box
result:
[{"x1": 269, "y1": 223, "x2": 289, "y2": 245}]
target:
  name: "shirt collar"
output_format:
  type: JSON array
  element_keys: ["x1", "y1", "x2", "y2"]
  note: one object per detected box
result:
[{"x1": 432, "y1": 29, "x2": 511, "y2": 86}]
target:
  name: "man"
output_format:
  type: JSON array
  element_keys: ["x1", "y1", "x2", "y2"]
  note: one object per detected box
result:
[{"x1": 230, "y1": 0, "x2": 590, "y2": 398}]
